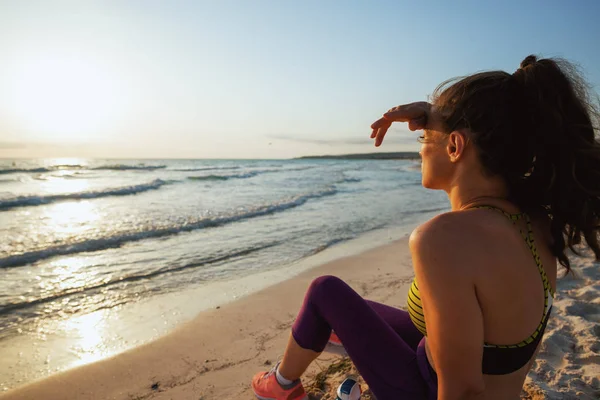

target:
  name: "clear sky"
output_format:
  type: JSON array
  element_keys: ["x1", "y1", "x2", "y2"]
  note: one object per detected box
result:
[{"x1": 0, "y1": 0, "x2": 599, "y2": 159}]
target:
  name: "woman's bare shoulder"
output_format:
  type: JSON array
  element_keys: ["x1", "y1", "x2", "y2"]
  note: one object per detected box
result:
[
  {"x1": 410, "y1": 210, "x2": 492, "y2": 244},
  {"x1": 409, "y1": 210, "x2": 504, "y2": 274}
]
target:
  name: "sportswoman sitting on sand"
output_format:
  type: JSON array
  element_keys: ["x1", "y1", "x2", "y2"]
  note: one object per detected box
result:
[{"x1": 251, "y1": 55, "x2": 600, "y2": 400}]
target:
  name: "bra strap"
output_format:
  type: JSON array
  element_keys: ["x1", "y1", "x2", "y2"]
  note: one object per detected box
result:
[{"x1": 473, "y1": 205, "x2": 554, "y2": 296}]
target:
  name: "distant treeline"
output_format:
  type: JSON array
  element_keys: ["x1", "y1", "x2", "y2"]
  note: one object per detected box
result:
[{"x1": 297, "y1": 152, "x2": 420, "y2": 160}]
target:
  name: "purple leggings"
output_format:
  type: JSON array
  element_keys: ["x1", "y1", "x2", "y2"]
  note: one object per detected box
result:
[{"x1": 291, "y1": 275, "x2": 438, "y2": 400}]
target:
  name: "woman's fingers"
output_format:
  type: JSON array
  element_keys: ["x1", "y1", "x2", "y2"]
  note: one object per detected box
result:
[
  {"x1": 370, "y1": 102, "x2": 432, "y2": 146},
  {"x1": 370, "y1": 117, "x2": 391, "y2": 130},
  {"x1": 370, "y1": 118, "x2": 392, "y2": 146},
  {"x1": 375, "y1": 125, "x2": 393, "y2": 147},
  {"x1": 383, "y1": 101, "x2": 430, "y2": 122}
]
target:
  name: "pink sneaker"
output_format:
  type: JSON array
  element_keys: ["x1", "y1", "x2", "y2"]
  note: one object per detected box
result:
[
  {"x1": 324, "y1": 331, "x2": 348, "y2": 356},
  {"x1": 251, "y1": 363, "x2": 308, "y2": 400},
  {"x1": 329, "y1": 331, "x2": 342, "y2": 346}
]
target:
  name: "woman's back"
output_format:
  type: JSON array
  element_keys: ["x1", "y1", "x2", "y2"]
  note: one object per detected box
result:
[
  {"x1": 418, "y1": 205, "x2": 557, "y2": 399},
  {"x1": 384, "y1": 54, "x2": 600, "y2": 399}
]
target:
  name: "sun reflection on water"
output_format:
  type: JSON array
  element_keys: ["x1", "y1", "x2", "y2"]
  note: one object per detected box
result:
[
  {"x1": 62, "y1": 310, "x2": 111, "y2": 367},
  {"x1": 47, "y1": 256, "x2": 99, "y2": 293},
  {"x1": 39, "y1": 176, "x2": 90, "y2": 195},
  {"x1": 42, "y1": 201, "x2": 101, "y2": 235}
]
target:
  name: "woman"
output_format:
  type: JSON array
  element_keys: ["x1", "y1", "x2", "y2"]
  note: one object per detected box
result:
[{"x1": 251, "y1": 55, "x2": 600, "y2": 400}]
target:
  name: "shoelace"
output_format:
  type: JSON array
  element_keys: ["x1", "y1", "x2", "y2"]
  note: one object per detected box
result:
[{"x1": 263, "y1": 361, "x2": 281, "y2": 379}]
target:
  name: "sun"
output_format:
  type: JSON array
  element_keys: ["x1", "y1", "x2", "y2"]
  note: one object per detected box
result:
[{"x1": 8, "y1": 53, "x2": 129, "y2": 142}]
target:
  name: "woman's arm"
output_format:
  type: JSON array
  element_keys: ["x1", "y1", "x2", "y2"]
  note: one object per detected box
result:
[{"x1": 410, "y1": 213, "x2": 486, "y2": 400}]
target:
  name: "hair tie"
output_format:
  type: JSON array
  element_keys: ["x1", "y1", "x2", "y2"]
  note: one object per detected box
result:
[{"x1": 515, "y1": 55, "x2": 538, "y2": 74}]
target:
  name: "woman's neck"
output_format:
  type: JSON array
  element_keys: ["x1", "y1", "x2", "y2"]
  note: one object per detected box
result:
[{"x1": 446, "y1": 175, "x2": 510, "y2": 212}]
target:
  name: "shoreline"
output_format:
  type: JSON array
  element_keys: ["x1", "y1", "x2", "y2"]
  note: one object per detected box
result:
[
  {"x1": 296, "y1": 152, "x2": 420, "y2": 160},
  {"x1": 2, "y1": 225, "x2": 598, "y2": 399},
  {"x1": 1, "y1": 234, "x2": 418, "y2": 400},
  {"x1": 0, "y1": 219, "x2": 430, "y2": 393}
]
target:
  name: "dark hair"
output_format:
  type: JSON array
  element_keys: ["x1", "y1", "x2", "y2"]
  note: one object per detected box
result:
[{"x1": 433, "y1": 55, "x2": 600, "y2": 272}]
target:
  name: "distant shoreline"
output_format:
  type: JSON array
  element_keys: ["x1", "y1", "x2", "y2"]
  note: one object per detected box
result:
[
  {"x1": 1, "y1": 153, "x2": 422, "y2": 161},
  {"x1": 296, "y1": 152, "x2": 421, "y2": 160}
]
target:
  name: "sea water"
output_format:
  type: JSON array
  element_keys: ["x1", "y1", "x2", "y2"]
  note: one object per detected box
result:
[{"x1": 0, "y1": 157, "x2": 448, "y2": 390}]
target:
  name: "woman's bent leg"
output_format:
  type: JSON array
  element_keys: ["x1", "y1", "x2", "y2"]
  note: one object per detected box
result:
[
  {"x1": 290, "y1": 275, "x2": 429, "y2": 399},
  {"x1": 365, "y1": 300, "x2": 424, "y2": 351}
]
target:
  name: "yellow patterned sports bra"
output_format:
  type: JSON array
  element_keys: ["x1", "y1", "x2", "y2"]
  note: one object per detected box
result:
[{"x1": 407, "y1": 206, "x2": 555, "y2": 375}]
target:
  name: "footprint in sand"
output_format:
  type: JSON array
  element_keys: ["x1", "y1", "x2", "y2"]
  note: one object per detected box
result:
[
  {"x1": 564, "y1": 301, "x2": 600, "y2": 318},
  {"x1": 568, "y1": 284, "x2": 600, "y2": 302}
]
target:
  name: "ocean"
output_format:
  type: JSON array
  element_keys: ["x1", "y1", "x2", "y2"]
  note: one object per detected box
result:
[{"x1": 0, "y1": 157, "x2": 448, "y2": 390}]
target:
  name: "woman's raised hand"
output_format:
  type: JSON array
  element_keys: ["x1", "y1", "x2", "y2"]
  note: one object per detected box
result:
[{"x1": 370, "y1": 102, "x2": 432, "y2": 147}]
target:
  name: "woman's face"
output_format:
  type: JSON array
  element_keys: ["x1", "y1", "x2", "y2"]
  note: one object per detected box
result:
[{"x1": 419, "y1": 130, "x2": 453, "y2": 190}]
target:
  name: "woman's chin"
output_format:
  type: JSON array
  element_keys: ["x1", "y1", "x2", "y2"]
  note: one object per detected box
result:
[{"x1": 421, "y1": 178, "x2": 439, "y2": 190}]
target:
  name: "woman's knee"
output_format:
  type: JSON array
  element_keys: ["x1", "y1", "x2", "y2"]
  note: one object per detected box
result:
[{"x1": 307, "y1": 275, "x2": 347, "y2": 299}]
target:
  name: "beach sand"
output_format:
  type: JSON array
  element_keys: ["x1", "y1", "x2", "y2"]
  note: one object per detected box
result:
[{"x1": 1, "y1": 239, "x2": 598, "y2": 400}]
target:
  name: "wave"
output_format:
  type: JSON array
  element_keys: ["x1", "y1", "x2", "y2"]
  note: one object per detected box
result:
[
  {"x1": 172, "y1": 166, "x2": 240, "y2": 172},
  {"x1": 283, "y1": 166, "x2": 316, "y2": 172},
  {"x1": 0, "y1": 187, "x2": 338, "y2": 268},
  {"x1": 307, "y1": 222, "x2": 388, "y2": 256},
  {"x1": 0, "y1": 168, "x2": 50, "y2": 175},
  {"x1": 59, "y1": 172, "x2": 88, "y2": 179},
  {"x1": 337, "y1": 177, "x2": 361, "y2": 184},
  {"x1": 0, "y1": 242, "x2": 279, "y2": 315},
  {"x1": 412, "y1": 206, "x2": 449, "y2": 215},
  {"x1": 187, "y1": 175, "x2": 230, "y2": 181},
  {"x1": 187, "y1": 172, "x2": 260, "y2": 181},
  {"x1": 0, "y1": 179, "x2": 171, "y2": 211},
  {"x1": 186, "y1": 167, "x2": 316, "y2": 183},
  {"x1": 92, "y1": 164, "x2": 167, "y2": 171},
  {"x1": 309, "y1": 236, "x2": 355, "y2": 255},
  {"x1": 0, "y1": 164, "x2": 312, "y2": 176},
  {"x1": 0, "y1": 164, "x2": 166, "y2": 175},
  {"x1": 52, "y1": 164, "x2": 86, "y2": 170}
]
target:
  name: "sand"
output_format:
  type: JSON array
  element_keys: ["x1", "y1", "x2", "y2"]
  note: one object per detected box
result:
[
  {"x1": 1, "y1": 239, "x2": 598, "y2": 400},
  {"x1": 521, "y1": 248, "x2": 600, "y2": 400}
]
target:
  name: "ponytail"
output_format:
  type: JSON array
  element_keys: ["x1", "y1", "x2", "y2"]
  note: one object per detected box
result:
[{"x1": 433, "y1": 55, "x2": 600, "y2": 272}]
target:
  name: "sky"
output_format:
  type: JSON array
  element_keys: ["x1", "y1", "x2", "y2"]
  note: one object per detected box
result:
[{"x1": 0, "y1": 0, "x2": 599, "y2": 159}]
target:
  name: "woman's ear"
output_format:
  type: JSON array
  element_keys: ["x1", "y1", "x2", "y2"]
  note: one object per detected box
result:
[{"x1": 447, "y1": 131, "x2": 468, "y2": 162}]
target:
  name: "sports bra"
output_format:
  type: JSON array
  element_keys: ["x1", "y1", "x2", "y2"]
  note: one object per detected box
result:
[{"x1": 407, "y1": 206, "x2": 555, "y2": 375}]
